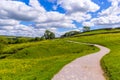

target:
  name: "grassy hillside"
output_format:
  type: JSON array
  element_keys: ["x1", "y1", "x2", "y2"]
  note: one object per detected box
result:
[
  {"x1": 0, "y1": 39, "x2": 98, "y2": 80},
  {"x1": 74, "y1": 28, "x2": 120, "y2": 37},
  {"x1": 67, "y1": 29, "x2": 120, "y2": 80},
  {"x1": 1, "y1": 28, "x2": 120, "y2": 80}
]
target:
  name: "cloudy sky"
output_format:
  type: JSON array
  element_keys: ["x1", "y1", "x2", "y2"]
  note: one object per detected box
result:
[{"x1": 0, "y1": 0, "x2": 120, "y2": 37}]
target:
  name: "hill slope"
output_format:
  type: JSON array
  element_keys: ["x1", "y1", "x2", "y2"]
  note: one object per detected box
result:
[
  {"x1": 0, "y1": 40, "x2": 98, "y2": 80},
  {"x1": 67, "y1": 29, "x2": 120, "y2": 80},
  {"x1": 0, "y1": 28, "x2": 120, "y2": 80}
]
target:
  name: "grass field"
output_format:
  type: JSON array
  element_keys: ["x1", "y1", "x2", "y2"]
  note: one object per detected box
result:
[
  {"x1": 0, "y1": 39, "x2": 98, "y2": 80},
  {"x1": 1, "y1": 28, "x2": 120, "y2": 80}
]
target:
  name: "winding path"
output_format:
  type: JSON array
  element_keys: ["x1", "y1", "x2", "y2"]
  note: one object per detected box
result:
[{"x1": 52, "y1": 41, "x2": 110, "y2": 80}]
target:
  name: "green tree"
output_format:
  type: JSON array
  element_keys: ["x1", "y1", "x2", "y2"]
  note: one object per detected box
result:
[
  {"x1": 40, "y1": 36, "x2": 45, "y2": 40},
  {"x1": 83, "y1": 26, "x2": 90, "y2": 32},
  {"x1": 44, "y1": 30, "x2": 55, "y2": 39},
  {"x1": 15, "y1": 37, "x2": 28, "y2": 43},
  {"x1": 61, "y1": 31, "x2": 80, "y2": 38},
  {"x1": 34, "y1": 37, "x2": 41, "y2": 41}
]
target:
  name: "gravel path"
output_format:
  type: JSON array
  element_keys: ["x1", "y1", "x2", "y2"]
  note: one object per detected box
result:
[{"x1": 52, "y1": 41, "x2": 110, "y2": 80}]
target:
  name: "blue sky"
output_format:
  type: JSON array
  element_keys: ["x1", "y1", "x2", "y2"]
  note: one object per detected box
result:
[{"x1": 0, "y1": 0, "x2": 120, "y2": 37}]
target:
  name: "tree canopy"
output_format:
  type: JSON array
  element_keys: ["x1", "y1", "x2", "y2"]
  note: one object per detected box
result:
[
  {"x1": 44, "y1": 30, "x2": 55, "y2": 39},
  {"x1": 83, "y1": 26, "x2": 90, "y2": 32},
  {"x1": 61, "y1": 31, "x2": 80, "y2": 38}
]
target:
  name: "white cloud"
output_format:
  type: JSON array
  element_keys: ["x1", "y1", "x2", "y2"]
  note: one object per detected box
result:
[
  {"x1": 100, "y1": 0, "x2": 120, "y2": 16},
  {"x1": 68, "y1": 12, "x2": 91, "y2": 22},
  {"x1": 35, "y1": 11, "x2": 66, "y2": 23},
  {"x1": 35, "y1": 20, "x2": 76, "y2": 29},
  {"x1": 57, "y1": 0, "x2": 99, "y2": 23},
  {"x1": 84, "y1": 0, "x2": 120, "y2": 28},
  {"x1": 34, "y1": 11, "x2": 76, "y2": 29},
  {"x1": 0, "y1": 0, "x2": 101, "y2": 37},
  {"x1": 0, "y1": 19, "x2": 19, "y2": 26},
  {"x1": 29, "y1": 0, "x2": 46, "y2": 12},
  {"x1": 0, "y1": 24, "x2": 46, "y2": 37},
  {"x1": 91, "y1": 15, "x2": 120, "y2": 25},
  {"x1": 0, "y1": 0, "x2": 39, "y2": 21},
  {"x1": 57, "y1": 0, "x2": 100, "y2": 14},
  {"x1": 0, "y1": 0, "x2": 49, "y2": 37},
  {"x1": 82, "y1": 22, "x2": 94, "y2": 26}
]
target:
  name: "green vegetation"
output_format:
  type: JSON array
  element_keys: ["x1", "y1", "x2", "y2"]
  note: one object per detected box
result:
[
  {"x1": 0, "y1": 36, "x2": 35, "y2": 44},
  {"x1": 1, "y1": 28, "x2": 120, "y2": 80},
  {"x1": 43, "y1": 30, "x2": 55, "y2": 39},
  {"x1": 61, "y1": 31, "x2": 80, "y2": 38},
  {"x1": 0, "y1": 29, "x2": 56, "y2": 45},
  {"x1": 74, "y1": 28, "x2": 120, "y2": 37},
  {"x1": 66, "y1": 28, "x2": 120, "y2": 80},
  {"x1": 83, "y1": 26, "x2": 90, "y2": 32},
  {"x1": 0, "y1": 39, "x2": 98, "y2": 80}
]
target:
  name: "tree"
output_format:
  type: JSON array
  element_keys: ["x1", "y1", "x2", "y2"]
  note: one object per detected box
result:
[
  {"x1": 83, "y1": 26, "x2": 90, "y2": 32},
  {"x1": 44, "y1": 30, "x2": 55, "y2": 39},
  {"x1": 34, "y1": 37, "x2": 41, "y2": 41},
  {"x1": 40, "y1": 36, "x2": 45, "y2": 40},
  {"x1": 15, "y1": 37, "x2": 28, "y2": 43},
  {"x1": 61, "y1": 31, "x2": 80, "y2": 38}
]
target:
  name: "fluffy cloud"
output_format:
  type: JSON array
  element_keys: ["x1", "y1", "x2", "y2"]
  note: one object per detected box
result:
[
  {"x1": 0, "y1": 0, "x2": 100, "y2": 37},
  {"x1": 33, "y1": 0, "x2": 99, "y2": 29},
  {"x1": 91, "y1": 15, "x2": 120, "y2": 25},
  {"x1": 0, "y1": 0, "x2": 45, "y2": 37},
  {"x1": 57, "y1": 0, "x2": 99, "y2": 23},
  {"x1": 0, "y1": 24, "x2": 46, "y2": 37},
  {"x1": 29, "y1": 0, "x2": 76, "y2": 29},
  {"x1": 68, "y1": 12, "x2": 91, "y2": 22},
  {"x1": 0, "y1": 0, "x2": 39, "y2": 21},
  {"x1": 100, "y1": 0, "x2": 120, "y2": 16},
  {"x1": 29, "y1": 0, "x2": 46, "y2": 12},
  {"x1": 83, "y1": 0, "x2": 120, "y2": 28},
  {"x1": 35, "y1": 11, "x2": 66, "y2": 23},
  {"x1": 35, "y1": 21, "x2": 76, "y2": 28},
  {"x1": 57, "y1": 0, "x2": 100, "y2": 14},
  {"x1": 34, "y1": 11, "x2": 76, "y2": 28},
  {"x1": 0, "y1": 19, "x2": 19, "y2": 26},
  {"x1": 82, "y1": 22, "x2": 94, "y2": 26}
]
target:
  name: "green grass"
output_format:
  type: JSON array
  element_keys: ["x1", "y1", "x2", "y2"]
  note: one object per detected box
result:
[
  {"x1": 0, "y1": 41, "x2": 43, "y2": 58},
  {"x1": 66, "y1": 30, "x2": 120, "y2": 80},
  {"x1": 1, "y1": 28, "x2": 120, "y2": 80},
  {"x1": 0, "y1": 39, "x2": 98, "y2": 80}
]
